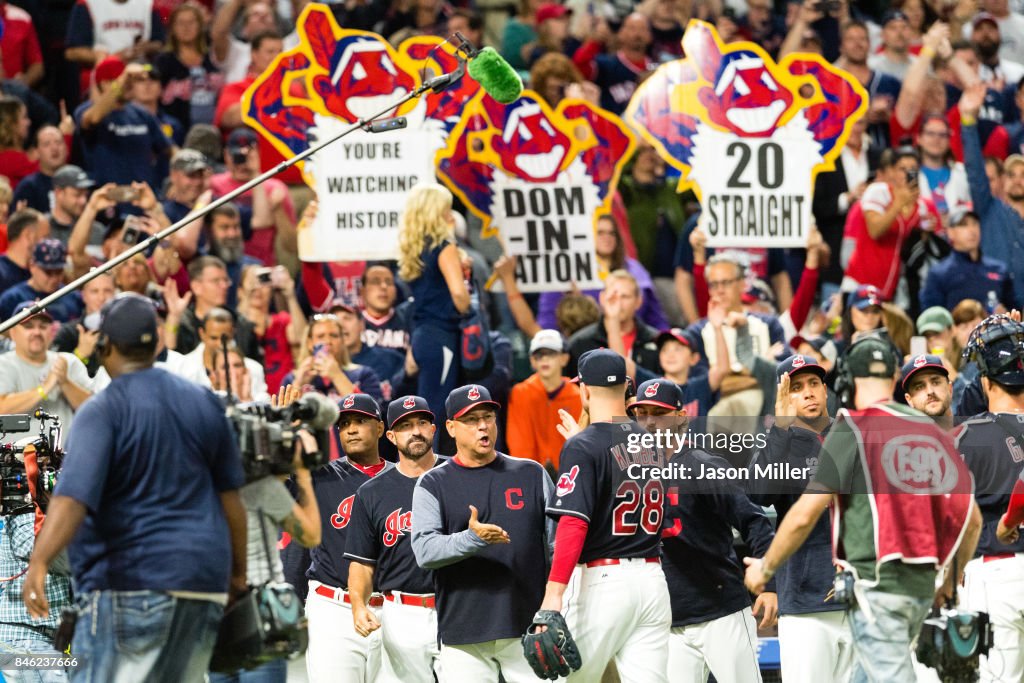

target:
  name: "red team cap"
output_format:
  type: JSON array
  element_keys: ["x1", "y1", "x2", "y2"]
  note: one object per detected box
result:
[
  {"x1": 446, "y1": 384, "x2": 500, "y2": 420},
  {"x1": 94, "y1": 55, "x2": 127, "y2": 84},
  {"x1": 628, "y1": 378, "x2": 684, "y2": 413},
  {"x1": 337, "y1": 393, "x2": 383, "y2": 421},
  {"x1": 387, "y1": 395, "x2": 435, "y2": 429}
]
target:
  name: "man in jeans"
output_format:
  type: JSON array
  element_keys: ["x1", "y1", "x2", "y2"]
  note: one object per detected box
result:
[
  {"x1": 23, "y1": 293, "x2": 248, "y2": 682},
  {"x1": 745, "y1": 337, "x2": 983, "y2": 681}
]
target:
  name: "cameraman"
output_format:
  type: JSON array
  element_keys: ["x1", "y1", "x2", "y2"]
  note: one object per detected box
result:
[
  {"x1": 22, "y1": 293, "x2": 248, "y2": 682},
  {"x1": 0, "y1": 445, "x2": 72, "y2": 683},
  {"x1": 210, "y1": 385, "x2": 323, "y2": 683},
  {"x1": 745, "y1": 338, "x2": 982, "y2": 681}
]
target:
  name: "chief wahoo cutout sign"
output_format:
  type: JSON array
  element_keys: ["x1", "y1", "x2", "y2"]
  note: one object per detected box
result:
[
  {"x1": 436, "y1": 90, "x2": 636, "y2": 293},
  {"x1": 626, "y1": 20, "x2": 868, "y2": 248},
  {"x1": 241, "y1": 4, "x2": 481, "y2": 261}
]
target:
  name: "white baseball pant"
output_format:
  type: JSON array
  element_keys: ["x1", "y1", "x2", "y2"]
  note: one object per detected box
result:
[
  {"x1": 438, "y1": 637, "x2": 538, "y2": 682},
  {"x1": 778, "y1": 610, "x2": 855, "y2": 683},
  {"x1": 564, "y1": 558, "x2": 672, "y2": 683},
  {"x1": 378, "y1": 592, "x2": 440, "y2": 683},
  {"x1": 667, "y1": 606, "x2": 762, "y2": 683},
  {"x1": 963, "y1": 555, "x2": 1024, "y2": 683},
  {"x1": 305, "y1": 580, "x2": 382, "y2": 683}
]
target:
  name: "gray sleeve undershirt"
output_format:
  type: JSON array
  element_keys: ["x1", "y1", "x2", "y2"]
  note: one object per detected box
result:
[{"x1": 410, "y1": 481, "x2": 487, "y2": 570}]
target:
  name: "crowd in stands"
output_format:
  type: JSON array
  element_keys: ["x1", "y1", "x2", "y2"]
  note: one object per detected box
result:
[{"x1": 2, "y1": 0, "x2": 1024, "y2": 467}]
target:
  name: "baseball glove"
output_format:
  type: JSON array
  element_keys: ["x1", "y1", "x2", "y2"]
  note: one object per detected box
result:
[{"x1": 521, "y1": 610, "x2": 583, "y2": 680}]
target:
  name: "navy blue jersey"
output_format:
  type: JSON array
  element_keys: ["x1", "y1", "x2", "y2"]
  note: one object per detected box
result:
[
  {"x1": 344, "y1": 457, "x2": 448, "y2": 593},
  {"x1": 661, "y1": 449, "x2": 775, "y2": 626},
  {"x1": 548, "y1": 421, "x2": 665, "y2": 562},
  {"x1": 956, "y1": 413, "x2": 1024, "y2": 557},
  {"x1": 307, "y1": 458, "x2": 394, "y2": 588},
  {"x1": 362, "y1": 300, "x2": 412, "y2": 353},
  {"x1": 413, "y1": 455, "x2": 552, "y2": 645},
  {"x1": 748, "y1": 424, "x2": 841, "y2": 616}
]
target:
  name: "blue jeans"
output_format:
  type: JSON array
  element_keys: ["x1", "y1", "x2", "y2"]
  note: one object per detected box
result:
[
  {"x1": 208, "y1": 658, "x2": 286, "y2": 683},
  {"x1": 1, "y1": 637, "x2": 69, "y2": 682},
  {"x1": 848, "y1": 588, "x2": 932, "y2": 683},
  {"x1": 70, "y1": 591, "x2": 222, "y2": 683}
]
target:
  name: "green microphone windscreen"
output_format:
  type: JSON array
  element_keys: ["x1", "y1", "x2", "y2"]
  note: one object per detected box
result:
[{"x1": 467, "y1": 47, "x2": 524, "y2": 105}]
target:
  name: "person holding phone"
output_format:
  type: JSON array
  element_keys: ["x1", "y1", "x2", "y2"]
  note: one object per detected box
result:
[
  {"x1": 52, "y1": 272, "x2": 117, "y2": 378},
  {"x1": 842, "y1": 146, "x2": 941, "y2": 302}
]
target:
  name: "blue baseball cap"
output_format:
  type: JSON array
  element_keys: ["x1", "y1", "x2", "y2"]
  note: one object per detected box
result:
[
  {"x1": 776, "y1": 354, "x2": 827, "y2": 382},
  {"x1": 11, "y1": 300, "x2": 53, "y2": 324},
  {"x1": 387, "y1": 395, "x2": 434, "y2": 429},
  {"x1": 99, "y1": 293, "x2": 157, "y2": 346},
  {"x1": 900, "y1": 354, "x2": 949, "y2": 392},
  {"x1": 577, "y1": 349, "x2": 627, "y2": 387},
  {"x1": 32, "y1": 239, "x2": 67, "y2": 270},
  {"x1": 847, "y1": 284, "x2": 883, "y2": 311},
  {"x1": 629, "y1": 379, "x2": 684, "y2": 413},
  {"x1": 338, "y1": 393, "x2": 383, "y2": 421},
  {"x1": 446, "y1": 384, "x2": 500, "y2": 420}
]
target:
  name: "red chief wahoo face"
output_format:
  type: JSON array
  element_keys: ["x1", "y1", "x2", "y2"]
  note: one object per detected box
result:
[
  {"x1": 699, "y1": 53, "x2": 793, "y2": 136},
  {"x1": 488, "y1": 99, "x2": 572, "y2": 182},
  {"x1": 313, "y1": 39, "x2": 416, "y2": 121},
  {"x1": 644, "y1": 383, "x2": 660, "y2": 398},
  {"x1": 403, "y1": 397, "x2": 417, "y2": 409}
]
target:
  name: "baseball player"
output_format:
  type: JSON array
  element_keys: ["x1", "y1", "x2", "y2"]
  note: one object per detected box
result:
[
  {"x1": 539, "y1": 349, "x2": 672, "y2": 683},
  {"x1": 901, "y1": 354, "x2": 953, "y2": 425},
  {"x1": 747, "y1": 355, "x2": 853, "y2": 683},
  {"x1": 305, "y1": 393, "x2": 393, "y2": 683},
  {"x1": 345, "y1": 395, "x2": 446, "y2": 683},
  {"x1": 410, "y1": 384, "x2": 554, "y2": 682},
  {"x1": 956, "y1": 316, "x2": 1024, "y2": 682},
  {"x1": 631, "y1": 378, "x2": 777, "y2": 683}
]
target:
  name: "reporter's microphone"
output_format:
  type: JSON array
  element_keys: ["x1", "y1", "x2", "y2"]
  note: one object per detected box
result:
[{"x1": 466, "y1": 47, "x2": 524, "y2": 104}]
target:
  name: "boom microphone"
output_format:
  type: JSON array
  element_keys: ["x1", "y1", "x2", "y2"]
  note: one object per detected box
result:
[
  {"x1": 466, "y1": 46, "x2": 524, "y2": 104},
  {"x1": 283, "y1": 392, "x2": 340, "y2": 430},
  {"x1": 426, "y1": 33, "x2": 523, "y2": 104}
]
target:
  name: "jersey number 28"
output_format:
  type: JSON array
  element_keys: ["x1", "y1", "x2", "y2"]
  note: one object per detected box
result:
[{"x1": 612, "y1": 480, "x2": 663, "y2": 535}]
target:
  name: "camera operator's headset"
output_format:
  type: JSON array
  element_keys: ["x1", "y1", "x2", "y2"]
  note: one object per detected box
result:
[{"x1": 834, "y1": 330, "x2": 902, "y2": 409}]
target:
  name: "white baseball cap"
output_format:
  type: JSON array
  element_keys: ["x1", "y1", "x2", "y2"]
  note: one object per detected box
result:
[{"x1": 530, "y1": 329, "x2": 565, "y2": 355}]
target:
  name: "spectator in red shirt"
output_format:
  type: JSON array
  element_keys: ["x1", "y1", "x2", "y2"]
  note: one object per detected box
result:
[
  {"x1": 213, "y1": 31, "x2": 282, "y2": 132},
  {"x1": 0, "y1": 96, "x2": 36, "y2": 188},
  {"x1": 843, "y1": 146, "x2": 941, "y2": 301},
  {"x1": 237, "y1": 264, "x2": 306, "y2": 394},
  {"x1": 0, "y1": 2, "x2": 44, "y2": 87}
]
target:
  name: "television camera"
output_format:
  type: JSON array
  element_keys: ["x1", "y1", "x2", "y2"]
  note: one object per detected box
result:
[{"x1": 0, "y1": 410, "x2": 64, "y2": 516}]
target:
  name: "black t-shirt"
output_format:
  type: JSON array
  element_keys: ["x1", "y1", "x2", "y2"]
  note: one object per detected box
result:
[
  {"x1": 547, "y1": 421, "x2": 664, "y2": 562},
  {"x1": 307, "y1": 458, "x2": 393, "y2": 588},
  {"x1": 344, "y1": 457, "x2": 447, "y2": 593}
]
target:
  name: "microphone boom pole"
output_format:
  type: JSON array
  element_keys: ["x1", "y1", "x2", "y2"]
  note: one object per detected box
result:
[{"x1": 0, "y1": 59, "x2": 470, "y2": 335}]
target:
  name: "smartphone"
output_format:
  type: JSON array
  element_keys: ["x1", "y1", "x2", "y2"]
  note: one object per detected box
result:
[
  {"x1": 313, "y1": 343, "x2": 326, "y2": 358},
  {"x1": 904, "y1": 169, "x2": 919, "y2": 187},
  {"x1": 910, "y1": 336, "x2": 927, "y2": 357},
  {"x1": 83, "y1": 312, "x2": 101, "y2": 331},
  {"x1": 108, "y1": 185, "x2": 139, "y2": 203},
  {"x1": 256, "y1": 267, "x2": 273, "y2": 286}
]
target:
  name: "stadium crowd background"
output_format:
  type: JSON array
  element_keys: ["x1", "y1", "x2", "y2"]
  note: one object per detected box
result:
[{"x1": 2, "y1": 0, "x2": 1023, "y2": 431}]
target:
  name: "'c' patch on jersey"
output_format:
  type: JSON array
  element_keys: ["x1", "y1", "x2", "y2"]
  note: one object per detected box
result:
[{"x1": 556, "y1": 465, "x2": 580, "y2": 497}]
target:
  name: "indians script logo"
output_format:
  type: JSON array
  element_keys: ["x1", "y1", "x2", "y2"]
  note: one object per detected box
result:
[
  {"x1": 556, "y1": 465, "x2": 580, "y2": 497},
  {"x1": 625, "y1": 20, "x2": 866, "y2": 245},
  {"x1": 242, "y1": 4, "x2": 480, "y2": 181},
  {"x1": 402, "y1": 396, "x2": 417, "y2": 410},
  {"x1": 467, "y1": 386, "x2": 481, "y2": 401},
  {"x1": 342, "y1": 395, "x2": 356, "y2": 409},
  {"x1": 881, "y1": 435, "x2": 960, "y2": 494},
  {"x1": 437, "y1": 91, "x2": 634, "y2": 238},
  {"x1": 383, "y1": 509, "x2": 413, "y2": 547},
  {"x1": 644, "y1": 382, "x2": 660, "y2": 398}
]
